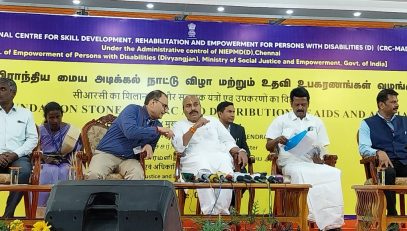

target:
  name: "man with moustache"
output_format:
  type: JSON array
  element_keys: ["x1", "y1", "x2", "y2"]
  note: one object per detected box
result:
[
  {"x1": 171, "y1": 95, "x2": 248, "y2": 215},
  {"x1": 265, "y1": 87, "x2": 343, "y2": 231},
  {"x1": 0, "y1": 77, "x2": 38, "y2": 218},
  {"x1": 217, "y1": 101, "x2": 250, "y2": 158},
  {"x1": 87, "y1": 90, "x2": 173, "y2": 180},
  {"x1": 359, "y1": 89, "x2": 407, "y2": 221}
]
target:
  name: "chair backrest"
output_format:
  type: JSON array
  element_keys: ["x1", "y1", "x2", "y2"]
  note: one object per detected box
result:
[
  {"x1": 81, "y1": 114, "x2": 117, "y2": 164},
  {"x1": 30, "y1": 124, "x2": 42, "y2": 185}
]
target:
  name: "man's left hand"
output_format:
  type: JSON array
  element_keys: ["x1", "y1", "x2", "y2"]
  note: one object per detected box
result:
[
  {"x1": 238, "y1": 150, "x2": 248, "y2": 168},
  {"x1": 4, "y1": 152, "x2": 18, "y2": 164},
  {"x1": 141, "y1": 144, "x2": 154, "y2": 159},
  {"x1": 0, "y1": 154, "x2": 8, "y2": 168}
]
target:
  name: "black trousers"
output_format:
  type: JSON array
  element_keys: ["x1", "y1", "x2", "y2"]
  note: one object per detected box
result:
[{"x1": 384, "y1": 159, "x2": 407, "y2": 215}]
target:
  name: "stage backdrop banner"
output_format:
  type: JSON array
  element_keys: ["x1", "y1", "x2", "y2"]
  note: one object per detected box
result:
[{"x1": 1, "y1": 11, "x2": 407, "y2": 215}]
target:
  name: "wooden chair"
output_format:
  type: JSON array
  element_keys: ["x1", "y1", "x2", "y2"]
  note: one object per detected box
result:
[
  {"x1": 267, "y1": 149, "x2": 338, "y2": 227},
  {"x1": 174, "y1": 151, "x2": 255, "y2": 215},
  {"x1": 357, "y1": 131, "x2": 407, "y2": 216},
  {"x1": 23, "y1": 125, "x2": 42, "y2": 219},
  {"x1": 28, "y1": 149, "x2": 42, "y2": 219},
  {"x1": 0, "y1": 125, "x2": 42, "y2": 219},
  {"x1": 76, "y1": 114, "x2": 146, "y2": 180}
]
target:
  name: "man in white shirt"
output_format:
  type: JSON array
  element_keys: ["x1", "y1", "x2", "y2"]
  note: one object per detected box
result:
[
  {"x1": 171, "y1": 95, "x2": 247, "y2": 215},
  {"x1": 0, "y1": 77, "x2": 38, "y2": 218},
  {"x1": 265, "y1": 87, "x2": 343, "y2": 231}
]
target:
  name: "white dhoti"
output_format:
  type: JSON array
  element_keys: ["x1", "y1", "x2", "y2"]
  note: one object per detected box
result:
[
  {"x1": 283, "y1": 162, "x2": 344, "y2": 230},
  {"x1": 172, "y1": 117, "x2": 238, "y2": 215},
  {"x1": 181, "y1": 149, "x2": 234, "y2": 215}
]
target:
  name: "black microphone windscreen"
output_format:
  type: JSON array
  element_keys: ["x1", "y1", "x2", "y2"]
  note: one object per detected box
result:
[{"x1": 254, "y1": 176, "x2": 267, "y2": 183}]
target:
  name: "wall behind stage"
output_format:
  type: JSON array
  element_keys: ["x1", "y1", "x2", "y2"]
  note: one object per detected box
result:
[{"x1": 0, "y1": 12, "x2": 407, "y2": 215}]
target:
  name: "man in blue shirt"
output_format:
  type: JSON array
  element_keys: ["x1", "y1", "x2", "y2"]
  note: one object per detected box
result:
[
  {"x1": 87, "y1": 90, "x2": 173, "y2": 180},
  {"x1": 0, "y1": 77, "x2": 38, "y2": 218},
  {"x1": 359, "y1": 88, "x2": 407, "y2": 217}
]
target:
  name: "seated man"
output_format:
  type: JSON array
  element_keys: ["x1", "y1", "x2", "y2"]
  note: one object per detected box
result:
[
  {"x1": 0, "y1": 77, "x2": 38, "y2": 218},
  {"x1": 217, "y1": 101, "x2": 251, "y2": 207},
  {"x1": 265, "y1": 87, "x2": 343, "y2": 231},
  {"x1": 87, "y1": 90, "x2": 173, "y2": 180},
  {"x1": 172, "y1": 95, "x2": 248, "y2": 215},
  {"x1": 217, "y1": 101, "x2": 250, "y2": 158},
  {"x1": 358, "y1": 88, "x2": 407, "y2": 217}
]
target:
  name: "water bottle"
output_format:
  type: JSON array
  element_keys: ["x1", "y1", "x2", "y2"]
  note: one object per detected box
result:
[{"x1": 377, "y1": 168, "x2": 385, "y2": 185}]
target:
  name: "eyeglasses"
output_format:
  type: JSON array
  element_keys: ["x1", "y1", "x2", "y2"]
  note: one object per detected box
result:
[{"x1": 155, "y1": 99, "x2": 169, "y2": 111}]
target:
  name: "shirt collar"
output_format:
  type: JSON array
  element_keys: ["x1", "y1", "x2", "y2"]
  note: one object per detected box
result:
[
  {"x1": 288, "y1": 111, "x2": 309, "y2": 121},
  {"x1": 0, "y1": 104, "x2": 17, "y2": 113},
  {"x1": 377, "y1": 112, "x2": 396, "y2": 122},
  {"x1": 142, "y1": 106, "x2": 155, "y2": 124}
]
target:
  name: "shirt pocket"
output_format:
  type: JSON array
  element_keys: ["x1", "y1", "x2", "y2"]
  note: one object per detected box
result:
[
  {"x1": 9, "y1": 119, "x2": 27, "y2": 140},
  {"x1": 282, "y1": 127, "x2": 295, "y2": 138}
]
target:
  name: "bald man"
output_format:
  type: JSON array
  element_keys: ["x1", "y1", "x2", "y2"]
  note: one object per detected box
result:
[{"x1": 171, "y1": 95, "x2": 247, "y2": 215}]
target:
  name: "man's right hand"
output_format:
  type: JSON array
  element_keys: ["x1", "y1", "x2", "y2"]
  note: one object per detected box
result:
[
  {"x1": 194, "y1": 117, "x2": 210, "y2": 128},
  {"x1": 275, "y1": 136, "x2": 288, "y2": 145},
  {"x1": 157, "y1": 127, "x2": 174, "y2": 139},
  {"x1": 377, "y1": 150, "x2": 393, "y2": 168}
]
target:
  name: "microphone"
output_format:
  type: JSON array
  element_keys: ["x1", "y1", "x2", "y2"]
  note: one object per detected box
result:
[
  {"x1": 217, "y1": 172, "x2": 232, "y2": 183},
  {"x1": 197, "y1": 169, "x2": 211, "y2": 183},
  {"x1": 235, "y1": 175, "x2": 245, "y2": 182},
  {"x1": 254, "y1": 175, "x2": 267, "y2": 183},
  {"x1": 244, "y1": 175, "x2": 255, "y2": 183},
  {"x1": 267, "y1": 175, "x2": 284, "y2": 183},
  {"x1": 233, "y1": 172, "x2": 244, "y2": 182},
  {"x1": 209, "y1": 174, "x2": 220, "y2": 183},
  {"x1": 225, "y1": 174, "x2": 234, "y2": 182},
  {"x1": 218, "y1": 174, "x2": 228, "y2": 183},
  {"x1": 274, "y1": 175, "x2": 284, "y2": 183},
  {"x1": 234, "y1": 173, "x2": 254, "y2": 183}
]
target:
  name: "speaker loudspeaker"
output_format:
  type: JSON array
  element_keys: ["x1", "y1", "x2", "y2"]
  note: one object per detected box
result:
[{"x1": 45, "y1": 180, "x2": 182, "y2": 231}]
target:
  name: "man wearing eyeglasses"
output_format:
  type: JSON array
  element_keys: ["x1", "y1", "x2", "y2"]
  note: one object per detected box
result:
[{"x1": 87, "y1": 90, "x2": 173, "y2": 180}]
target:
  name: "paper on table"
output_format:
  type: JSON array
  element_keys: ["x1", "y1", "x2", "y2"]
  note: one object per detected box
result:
[{"x1": 283, "y1": 130, "x2": 316, "y2": 157}]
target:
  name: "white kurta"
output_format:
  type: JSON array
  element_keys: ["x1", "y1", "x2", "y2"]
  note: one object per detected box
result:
[
  {"x1": 265, "y1": 111, "x2": 344, "y2": 230},
  {"x1": 172, "y1": 116, "x2": 237, "y2": 215}
]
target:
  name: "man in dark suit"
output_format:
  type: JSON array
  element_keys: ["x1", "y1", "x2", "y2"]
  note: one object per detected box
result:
[
  {"x1": 217, "y1": 101, "x2": 251, "y2": 209},
  {"x1": 217, "y1": 101, "x2": 250, "y2": 157}
]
